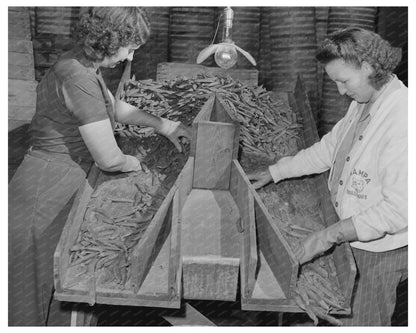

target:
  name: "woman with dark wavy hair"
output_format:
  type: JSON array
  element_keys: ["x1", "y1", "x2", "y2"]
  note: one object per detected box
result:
[
  {"x1": 9, "y1": 7, "x2": 191, "y2": 326},
  {"x1": 248, "y1": 27, "x2": 407, "y2": 326}
]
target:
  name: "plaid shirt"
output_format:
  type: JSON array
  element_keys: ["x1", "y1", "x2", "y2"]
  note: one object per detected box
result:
[{"x1": 29, "y1": 47, "x2": 115, "y2": 161}]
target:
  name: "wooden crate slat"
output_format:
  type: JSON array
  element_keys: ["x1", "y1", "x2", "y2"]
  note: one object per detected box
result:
[
  {"x1": 8, "y1": 39, "x2": 34, "y2": 54},
  {"x1": 8, "y1": 79, "x2": 37, "y2": 107},
  {"x1": 8, "y1": 105, "x2": 36, "y2": 122},
  {"x1": 8, "y1": 64, "x2": 36, "y2": 81},
  {"x1": 251, "y1": 191, "x2": 298, "y2": 298},
  {"x1": 190, "y1": 94, "x2": 215, "y2": 157},
  {"x1": 213, "y1": 95, "x2": 240, "y2": 160},
  {"x1": 130, "y1": 184, "x2": 176, "y2": 293},
  {"x1": 182, "y1": 256, "x2": 240, "y2": 301},
  {"x1": 192, "y1": 121, "x2": 235, "y2": 190},
  {"x1": 8, "y1": 10, "x2": 31, "y2": 40},
  {"x1": 229, "y1": 160, "x2": 257, "y2": 300},
  {"x1": 168, "y1": 190, "x2": 182, "y2": 300}
]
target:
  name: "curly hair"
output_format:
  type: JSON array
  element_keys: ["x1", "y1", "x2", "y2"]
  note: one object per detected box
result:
[
  {"x1": 316, "y1": 27, "x2": 402, "y2": 89},
  {"x1": 74, "y1": 7, "x2": 151, "y2": 62}
]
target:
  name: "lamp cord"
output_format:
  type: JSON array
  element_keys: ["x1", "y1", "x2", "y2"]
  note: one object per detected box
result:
[{"x1": 210, "y1": 12, "x2": 223, "y2": 45}]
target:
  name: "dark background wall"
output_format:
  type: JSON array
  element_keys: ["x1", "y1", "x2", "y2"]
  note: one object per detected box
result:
[{"x1": 27, "y1": 6, "x2": 408, "y2": 135}]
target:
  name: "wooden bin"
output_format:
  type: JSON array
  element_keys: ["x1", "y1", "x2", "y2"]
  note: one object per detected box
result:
[
  {"x1": 182, "y1": 94, "x2": 297, "y2": 303},
  {"x1": 240, "y1": 75, "x2": 356, "y2": 314},
  {"x1": 53, "y1": 161, "x2": 185, "y2": 308}
]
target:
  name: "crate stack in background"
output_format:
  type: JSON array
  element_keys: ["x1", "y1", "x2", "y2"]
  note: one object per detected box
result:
[
  {"x1": 317, "y1": 7, "x2": 377, "y2": 136},
  {"x1": 8, "y1": 7, "x2": 37, "y2": 180},
  {"x1": 8, "y1": 7, "x2": 37, "y2": 131}
]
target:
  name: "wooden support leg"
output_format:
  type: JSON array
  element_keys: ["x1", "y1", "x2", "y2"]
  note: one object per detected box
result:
[
  {"x1": 70, "y1": 304, "x2": 98, "y2": 326},
  {"x1": 162, "y1": 303, "x2": 216, "y2": 326},
  {"x1": 278, "y1": 312, "x2": 284, "y2": 326}
]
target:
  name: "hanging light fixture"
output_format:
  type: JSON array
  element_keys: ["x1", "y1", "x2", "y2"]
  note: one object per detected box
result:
[{"x1": 196, "y1": 7, "x2": 257, "y2": 70}]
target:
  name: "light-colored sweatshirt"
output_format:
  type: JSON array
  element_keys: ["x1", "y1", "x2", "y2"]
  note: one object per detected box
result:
[{"x1": 269, "y1": 76, "x2": 408, "y2": 252}]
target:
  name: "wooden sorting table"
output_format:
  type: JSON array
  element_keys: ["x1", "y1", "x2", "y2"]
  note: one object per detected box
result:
[{"x1": 53, "y1": 63, "x2": 356, "y2": 326}]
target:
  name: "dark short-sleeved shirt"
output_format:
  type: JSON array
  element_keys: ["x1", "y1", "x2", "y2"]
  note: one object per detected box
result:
[{"x1": 29, "y1": 47, "x2": 115, "y2": 161}]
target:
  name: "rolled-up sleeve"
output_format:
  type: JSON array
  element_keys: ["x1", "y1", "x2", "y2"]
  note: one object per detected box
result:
[{"x1": 269, "y1": 115, "x2": 346, "y2": 183}]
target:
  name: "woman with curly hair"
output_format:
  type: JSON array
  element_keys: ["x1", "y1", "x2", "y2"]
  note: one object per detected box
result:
[
  {"x1": 248, "y1": 27, "x2": 407, "y2": 325},
  {"x1": 8, "y1": 7, "x2": 191, "y2": 326}
]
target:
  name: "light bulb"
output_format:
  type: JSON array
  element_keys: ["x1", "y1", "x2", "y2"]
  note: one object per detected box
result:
[{"x1": 214, "y1": 44, "x2": 238, "y2": 69}]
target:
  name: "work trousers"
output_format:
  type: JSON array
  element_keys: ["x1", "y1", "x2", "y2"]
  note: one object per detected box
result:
[
  {"x1": 8, "y1": 150, "x2": 92, "y2": 326},
  {"x1": 341, "y1": 246, "x2": 408, "y2": 326}
]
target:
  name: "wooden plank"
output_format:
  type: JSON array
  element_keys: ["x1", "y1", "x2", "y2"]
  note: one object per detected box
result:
[
  {"x1": 135, "y1": 225, "x2": 171, "y2": 295},
  {"x1": 55, "y1": 290, "x2": 181, "y2": 308},
  {"x1": 130, "y1": 184, "x2": 176, "y2": 293},
  {"x1": 162, "y1": 303, "x2": 216, "y2": 326},
  {"x1": 193, "y1": 121, "x2": 235, "y2": 190},
  {"x1": 156, "y1": 62, "x2": 258, "y2": 86},
  {"x1": 8, "y1": 63, "x2": 36, "y2": 81},
  {"x1": 212, "y1": 94, "x2": 235, "y2": 123},
  {"x1": 129, "y1": 157, "x2": 194, "y2": 297},
  {"x1": 8, "y1": 51, "x2": 36, "y2": 76},
  {"x1": 168, "y1": 190, "x2": 182, "y2": 300},
  {"x1": 251, "y1": 189, "x2": 298, "y2": 298},
  {"x1": 8, "y1": 79, "x2": 37, "y2": 107},
  {"x1": 190, "y1": 94, "x2": 215, "y2": 158},
  {"x1": 175, "y1": 157, "x2": 195, "y2": 209},
  {"x1": 182, "y1": 256, "x2": 240, "y2": 301},
  {"x1": 229, "y1": 161, "x2": 257, "y2": 300},
  {"x1": 180, "y1": 189, "x2": 241, "y2": 258},
  {"x1": 8, "y1": 7, "x2": 30, "y2": 12},
  {"x1": 193, "y1": 94, "x2": 215, "y2": 122},
  {"x1": 8, "y1": 39, "x2": 34, "y2": 54},
  {"x1": 8, "y1": 10, "x2": 31, "y2": 40},
  {"x1": 180, "y1": 188, "x2": 241, "y2": 301},
  {"x1": 251, "y1": 251, "x2": 285, "y2": 300},
  {"x1": 213, "y1": 95, "x2": 240, "y2": 160},
  {"x1": 242, "y1": 298, "x2": 301, "y2": 313},
  {"x1": 8, "y1": 105, "x2": 36, "y2": 121},
  {"x1": 70, "y1": 305, "x2": 97, "y2": 326},
  {"x1": 242, "y1": 296, "x2": 350, "y2": 315}
]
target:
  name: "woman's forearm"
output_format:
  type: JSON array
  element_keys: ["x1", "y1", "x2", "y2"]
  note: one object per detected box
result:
[{"x1": 114, "y1": 99, "x2": 163, "y2": 130}]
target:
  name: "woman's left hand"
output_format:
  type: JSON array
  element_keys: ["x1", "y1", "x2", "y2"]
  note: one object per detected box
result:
[
  {"x1": 158, "y1": 118, "x2": 192, "y2": 152},
  {"x1": 247, "y1": 168, "x2": 274, "y2": 189}
]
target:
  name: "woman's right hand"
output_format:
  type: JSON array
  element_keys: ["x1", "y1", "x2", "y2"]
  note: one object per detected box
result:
[
  {"x1": 247, "y1": 168, "x2": 274, "y2": 190},
  {"x1": 121, "y1": 155, "x2": 142, "y2": 172}
]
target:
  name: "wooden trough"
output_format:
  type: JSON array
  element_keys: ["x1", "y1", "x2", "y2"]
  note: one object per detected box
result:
[
  {"x1": 54, "y1": 75, "x2": 356, "y2": 316},
  {"x1": 239, "y1": 77, "x2": 357, "y2": 314}
]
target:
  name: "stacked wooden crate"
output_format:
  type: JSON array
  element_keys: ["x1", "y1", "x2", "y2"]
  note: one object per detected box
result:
[
  {"x1": 8, "y1": 7, "x2": 37, "y2": 131},
  {"x1": 8, "y1": 7, "x2": 37, "y2": 180}
]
